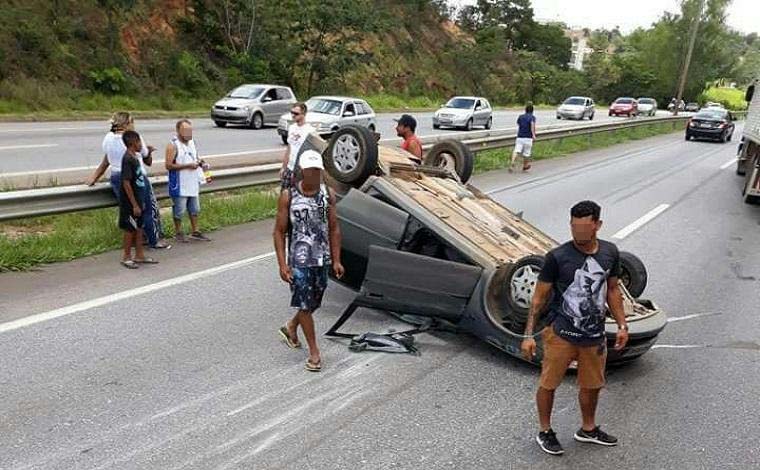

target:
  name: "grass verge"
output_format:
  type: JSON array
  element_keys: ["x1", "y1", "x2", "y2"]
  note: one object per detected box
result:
[
  {"x1": 0, "y1": 187, "x2": 278, "y2": 272},
  {"x1": 1, "y1": 120, "x2": 683, "y2": 271},
  {"x1": 473, "y1": 120, "x2": 683, "y2": 174}
]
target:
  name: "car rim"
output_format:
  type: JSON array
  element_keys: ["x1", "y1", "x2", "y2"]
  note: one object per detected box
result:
[
  {"x1": 510, "y1": 264, "x2": 540, "y2": 309},
  {"x1": 254, "y1": 114, "x2": 262, "y2": 128},
  {"x1": 434, "y1": 152, "x2": 457, "y2": 172},
  {"x1": 332, "y1": 134, "x2": 361, "y2": 174}
]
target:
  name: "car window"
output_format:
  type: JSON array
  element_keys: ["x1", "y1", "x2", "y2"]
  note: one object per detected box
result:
[
  {"x1": 362, "y1": 101, "x2": 375, "y2": 114},
  {"x1": 228, "y1": 85, "x2": 265, "y2": 99},
  {"x1": 446, "y1": 98, "x2": 476, "y2": 109},
  {"x1": 344, "y1": 103, "x2": 356, "y2": 116},
  {"x1": 264, "y1": 88, "x2": 278, "y2": 101},
  {"x1": 615, "y1": 98, "x2": 634, "y2": 104},
  {"x1": 475, "y1": 100, "x2": 482, "y2": 109},
  {"x1": 276, "y1": 88, "x2": 292, "y2": 100},
  {"x1": 563, "y1": 97, "x2": 585, "y2": 105},
  {"x1": 357, "y1": 102, "x2": 370, "y2": 115},
  {"x1": 306, "y1": 98, "x2": 343, "y2": 115}
]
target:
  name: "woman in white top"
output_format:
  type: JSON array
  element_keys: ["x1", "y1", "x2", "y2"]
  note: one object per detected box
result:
[
  {"x1": 280, "y1": 102, "x2": 316, "y2": 189},
  {"x1": 87, "y1": 112, "x2": 170, "y2": 249}
]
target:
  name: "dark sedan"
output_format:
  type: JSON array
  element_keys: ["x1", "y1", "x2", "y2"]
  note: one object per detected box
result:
[{"x1": 685, "y1": 109, "x2": 735, "y2": 143}]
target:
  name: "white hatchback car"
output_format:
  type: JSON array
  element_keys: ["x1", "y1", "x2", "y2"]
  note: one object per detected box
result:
[
  {"x1": 277, "y1": 96, "x2": 377, "y2": 144},
  {"x1": 433, "y1": 96, "x2": 493, "y2": 131}
]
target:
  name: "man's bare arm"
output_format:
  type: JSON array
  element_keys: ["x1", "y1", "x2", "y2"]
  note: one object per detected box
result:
[
  {"x1": 607, "y1": 277, "x2": 627, "y2": 327},
  {"x1": 327, "y1": 188, "x2": 342, "y2": 266},
  {"x1": 524, "y1": 281, "x2": 553, "y2": 336},
  {"x1": 273, "y1": 191, "x2": 290, "y2": 269}
]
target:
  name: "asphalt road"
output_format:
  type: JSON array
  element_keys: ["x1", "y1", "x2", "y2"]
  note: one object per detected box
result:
[
  {"x1": 0, "y1": 109, "x2": 673, "y2": 175},
  {"x1": 1, "y1": 126, "x2": 758, "y2": 469}
]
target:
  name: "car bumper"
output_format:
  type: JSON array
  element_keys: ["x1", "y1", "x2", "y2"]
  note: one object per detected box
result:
[
  {"x1": 687, "y1": 127, "x2": 726, "y2": 138},
  {"x1": 556, "y1": 111, "x2": 585, "y2": 119},
  {"x1": 211, "y1": 110, "x2": 250, "y2": 124},
  {"x1": 433, "y1": 116, "x2": 469, "y2": 126},
  {"x1": 609, "y1": 109, "x2": 634, "y2": 115}
]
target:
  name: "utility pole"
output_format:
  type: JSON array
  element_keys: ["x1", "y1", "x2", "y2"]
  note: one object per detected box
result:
[{"x1": 674, "y1": 0, "x2": 704, "y2": 115}]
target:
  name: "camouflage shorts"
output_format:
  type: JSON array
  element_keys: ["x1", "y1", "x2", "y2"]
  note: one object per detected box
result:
[{"x1": 290, "y1": 266, "x2": 329, "y2": 312}]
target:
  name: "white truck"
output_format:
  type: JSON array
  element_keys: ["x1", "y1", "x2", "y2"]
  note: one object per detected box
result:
[{"x1": 737, "y1": 79, "x2": 760, "y2": 204}]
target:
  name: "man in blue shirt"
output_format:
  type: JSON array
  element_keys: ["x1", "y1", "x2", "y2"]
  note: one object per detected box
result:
[{"x1": 510, "y1": 103, "x2": 537, "y2": 172}]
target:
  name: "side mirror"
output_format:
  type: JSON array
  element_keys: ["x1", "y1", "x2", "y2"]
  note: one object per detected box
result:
[
  {"x1": 343, "y1": 111, "x2": 355, "y2": 117},
  {"x1": 746, "y1": 84, "x2": 755, "y2": 103}
]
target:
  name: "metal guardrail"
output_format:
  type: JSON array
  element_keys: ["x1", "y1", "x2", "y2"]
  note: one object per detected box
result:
[{"x1": 0, "y1": 117, "x2": 691, "y2": 222}]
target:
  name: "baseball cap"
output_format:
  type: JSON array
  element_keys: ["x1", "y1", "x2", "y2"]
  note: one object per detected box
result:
[
  {"x1": 299, "y1": 150, "x2": 324, "y2": 170},
  {"x1": 394, "y1": 114, "x2": 417, "y2": 132}
]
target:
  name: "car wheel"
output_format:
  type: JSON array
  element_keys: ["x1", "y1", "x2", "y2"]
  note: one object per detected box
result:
[
  {"x1": 323, "y1": 125, "x2": 378, "y2": 187},
  {"x1": 685, "y1": 133, "x2": 690, "y2": 141},
  {"x1": 249, "y1": 112, "x2": 263, "y2": 130},
  {"x1": 737, "y1": 160, "x2": 746, "y2": 176},
  {"x1": 485, "y1": 117, "x2": 493, "y2": 129},
  {"x1": 214, "y1": 121, "x2": 227, "y2": 128},
  {"x1": 433, "y1": 123, "x2": 440, "y2": 129},
  {"x1": 556, "y1": 115, "x2": 562, "y2": 120},
  {"x1": 727, "y1": 132, "x2": 733, "y2": 142},
  {"x1": 619, "y1": 251, "x2": 648, "y2": 298},
  {"x1": 280, "y1": 134, "x2": 288, "y2": 145},
  {"x1": 589, "y1": 113, "x2": 594, "y2": 121},
  {"x1": 465, "y1": 119, "x2": 473, "y2": 131},
  {"x1": 608, "y1": 111, "x2": 613, "y2": 117},
  {"x1": 505, "y1": 255, "x2": 545, "y2": 322},
  {"x1": 423, "y1": 140, "x2": 475, "y2": 184}
]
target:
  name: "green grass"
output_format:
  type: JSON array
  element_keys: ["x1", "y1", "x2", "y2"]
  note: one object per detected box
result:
[
  {"x1": 473, "y1": 121, "x2": 682, "y2": 174},
  {"x1": 0, "y1": 187, "x2": 278, "y2": 271}
]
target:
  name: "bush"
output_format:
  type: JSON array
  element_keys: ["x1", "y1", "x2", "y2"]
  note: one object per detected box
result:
[
  {"x1": 698, "y1": 87, "x2": 749, "y2": 110},
  {"x1": 88, "y1": 67, "x2": 128, "y2": 95}
]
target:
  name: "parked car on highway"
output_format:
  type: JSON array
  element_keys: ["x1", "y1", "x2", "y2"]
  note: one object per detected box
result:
[
  {"x1": 703, "y1": 101, "x2": 724, "y2": 109},
  {"x1": 301, "y1": 125, "x2": 667, "y2": 365},
  {"x1": 609, "y1": 97, "x2": 639, "y2": 117},
  {"x1": 637, "y1": 97, "x2": 658, "y2": 116},
  {"x1": 685, "y1": 108, "x2": 735, "y2": 143},
  {"x1": 277, "y1": 96, "x2": 377, "y2": 144},
  {"x1": 432, "y1": 97, "x2": 493, "y2": 131},
  {"x1": 556, "y1": 96, "x2": 595, "y2": 120},
  {"x1": 685, "y1": 102, "x2": 700, "y2": 112},
  {"x1": 211, "y1": 84, "x2": 296, "y2": 129}
]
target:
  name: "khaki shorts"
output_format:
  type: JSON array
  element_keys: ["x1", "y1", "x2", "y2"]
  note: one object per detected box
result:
[{"x1": 539, "y1": 326, "x2": 607, "y2": 390}]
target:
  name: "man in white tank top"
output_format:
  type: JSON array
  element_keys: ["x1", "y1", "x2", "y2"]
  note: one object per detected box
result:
[{"x1": 273, "y1": 150, "x2": 344, "y2": 372}]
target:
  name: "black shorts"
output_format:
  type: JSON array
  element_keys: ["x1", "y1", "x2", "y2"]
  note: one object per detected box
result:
[
  {"x1": 290, "y1": 266, "x2": 329, "y2": 312},
  {"x1": 118, "y1": 205, "x2": 144, "y2": 232}
]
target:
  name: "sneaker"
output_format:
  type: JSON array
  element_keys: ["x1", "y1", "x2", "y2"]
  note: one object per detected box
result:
[
  {"x1": 176, "y1": 232, "x2": 188, "y2": 243},
  {"x1": 536, "y1": 429, "x2": 564, "y2": 455},
  {"x1": 190, "y1": 231, "x2": 211, "y2": 242},
  {"x1": 574, "y1": 426, "x2": 618, "y2": 446}
]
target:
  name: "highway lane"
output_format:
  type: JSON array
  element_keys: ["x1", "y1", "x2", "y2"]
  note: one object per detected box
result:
[
  {"x1": 1, "y1": 129, "x2": 757, "y2": 469},
  {"x1": 0, "y1": 109, "x2": 675, "y2": 175}
]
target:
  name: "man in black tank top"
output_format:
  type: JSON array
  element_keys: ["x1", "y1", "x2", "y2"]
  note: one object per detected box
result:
[
  {"x1": 521, "y1": 201, "x2": 630, "y2": 455},
  {"x1": 273, "y1": 150, "x2": 344, "y2": 372}
]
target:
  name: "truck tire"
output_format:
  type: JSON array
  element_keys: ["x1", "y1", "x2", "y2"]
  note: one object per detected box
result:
[
  {"x1": 323, "y1": 125, "x2": 378, "y2": 187},
  {"x1": 619, "y1": 251, "x2": 648, "y2": 298},
  {"x1": 423, "y1": 140, "x2": 475, "y2": 184}
]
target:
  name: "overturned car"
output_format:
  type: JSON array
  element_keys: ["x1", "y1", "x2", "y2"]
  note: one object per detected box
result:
[{"x1": 307, "y1": 126, "x2": 666, "y2": 365}]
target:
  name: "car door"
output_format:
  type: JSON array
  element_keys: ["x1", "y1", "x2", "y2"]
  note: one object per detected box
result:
[
  {"x1": 474, "y1": 99, "x2": 486, "y2": 125},
  {"x1": 260, "y1": 88, "x2": 279, "y2": 122},
  {"x1": 360, "y1": 245, "x2": 483, "y2": 323},
  {"x1": 341, "y1": 102, "x2": 358, "y2": 128},
  {"x1": 274, "y1": 88, "x2": 294, "y2": 123}
]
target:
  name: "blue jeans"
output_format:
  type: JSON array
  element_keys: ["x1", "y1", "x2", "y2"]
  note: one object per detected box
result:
[{"x1": 172, "y1": 196, "x2": 201, "y2": 220}]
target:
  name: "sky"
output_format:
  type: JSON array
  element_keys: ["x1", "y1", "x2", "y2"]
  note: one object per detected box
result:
[{"x1": 451, "y1": 0, "x2": 759, "y2": 35}]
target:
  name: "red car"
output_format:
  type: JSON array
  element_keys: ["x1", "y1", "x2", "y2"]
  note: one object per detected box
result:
[{"x1": 609, "y1": 97, "x2": 638, "y2": 117}]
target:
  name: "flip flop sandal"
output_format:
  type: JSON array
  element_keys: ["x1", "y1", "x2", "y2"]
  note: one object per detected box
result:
[
  {"x1": 305, "y1": 359, "x2": 322, "y2": 372},
  {"x1": 135, "y1": 257, "x2": 159, "y2": 264},
  {"x1": 121, "y1": 260, "x2": 139, "y2": 269},
  {"x1": 278, "y1": 326, "x2": 301, "y2": 349}
]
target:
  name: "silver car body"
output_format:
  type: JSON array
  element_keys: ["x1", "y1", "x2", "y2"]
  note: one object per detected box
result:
[
  {"x1": 637, "y1": 97, "x2": 658, "y2": 116},
  {"x1": 211, "y1": 84, "x2": 296, "y2": 127},
  {"x1": 556, "y1": 96, "x2": 595, "y2": 120},
  {"x1": 277, "y1": 96, "x2": 377, "y2": 138},
  {"x1": 433, "y1": 96, "x2": 493, "y2": 130}
]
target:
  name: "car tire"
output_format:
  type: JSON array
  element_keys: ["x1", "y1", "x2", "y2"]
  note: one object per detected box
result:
[
  {"x1": 737, "y1": 160, "x2": 746, "y2": 176},
  {"x1": 423, "y1": 140, "x2": 475, "y2": 184},
  {"x1": 214, "y1": 121, "x2": 227, "y2": 128},
  {"x1": 619, "y1": 251, "x2": 648, "y2": 298},
  {"x1": 323, "y1": 125, "x2": 378, "y2": 187},
  {"x1": 505, "y1": 255, "x2": 546, "y2": 322},
  {"x1": 608, "y1": 111, "x2": 613, "y2": 117},
  {"x1": 465, "y1": 119, "x2": 473, "y2": 131},
  {"x1": 727, "y1": 132, "x2": 733, "y2": 142},
  {"x1": 433, "y1": 123, "x2": 440, "y2": 129},
  {"x1": 249, "y1": 112, "x2": 263, "y2": 130},
  {"x1": 685, "y1": 133, "x2": 690, "y2": 141},
  {"x1": 556, "y1": 115, "x2": 562, "y2": 120},
  {"x1": 485, "y1": 117, "x2": 493, "y2": 129},
  {"x1": 280, "y1": 134, "x2": 288, "y2": 145},
  {"x1": 589, "y1": 113, "x2": 594, "y2": 120}
]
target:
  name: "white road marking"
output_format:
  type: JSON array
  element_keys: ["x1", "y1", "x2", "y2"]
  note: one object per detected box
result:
[
  {"x1": 611, "y1": 203, "x2": 670, "y2": 240},
  {"x1": 651, "y1": 344, "x2": 707, "y2": 349},
  {"x1": 667, "y1": 312, "x2": 722, "y2": 323},
  {"x1": 0, "y1": 143, "x2": 58, "y2": 151},
  {"x1": 720, "y1": 158, "x2": 737, "y2": 170},
  {"x1": 0, "y1": 251, "x2": 276, "y2": 335}
]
